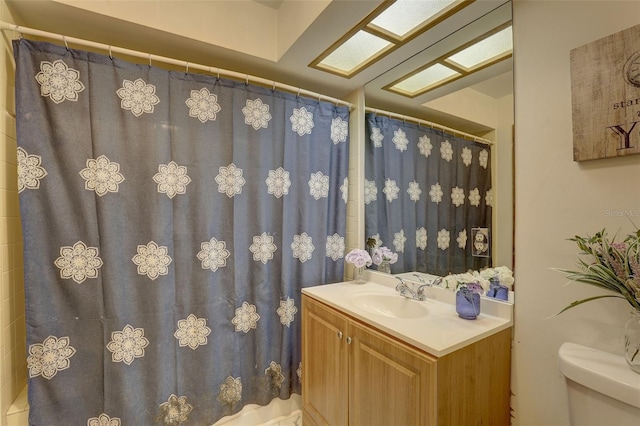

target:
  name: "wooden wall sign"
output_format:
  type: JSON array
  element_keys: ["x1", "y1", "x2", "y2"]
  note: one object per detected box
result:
[{"x1": 570, "y1": 24, "x2": 640, "y2": 161}]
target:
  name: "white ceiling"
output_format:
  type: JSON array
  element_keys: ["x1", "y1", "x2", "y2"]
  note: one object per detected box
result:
[{"x1": 5, "y1": 0, "x2": 513, "y2": 135}]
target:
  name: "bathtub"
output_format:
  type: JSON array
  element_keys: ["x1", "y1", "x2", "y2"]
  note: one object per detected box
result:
[{"x1": 7, "y1": 386, "x2": 302, "y2": 426}]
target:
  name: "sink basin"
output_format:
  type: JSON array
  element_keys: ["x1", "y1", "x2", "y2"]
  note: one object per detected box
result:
[{"x1": 349, "y1": 293, "x2": 428, "y2": 319}]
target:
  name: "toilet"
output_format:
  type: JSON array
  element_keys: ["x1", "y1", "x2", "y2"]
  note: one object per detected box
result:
[{"x1": 559, "y1": 342, "x2": 640, "y2": 425}]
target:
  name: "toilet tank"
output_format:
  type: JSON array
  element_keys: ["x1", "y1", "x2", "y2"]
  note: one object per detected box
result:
[{"x1": 559, "y1": 342, "x2": 640, "y2": 426}]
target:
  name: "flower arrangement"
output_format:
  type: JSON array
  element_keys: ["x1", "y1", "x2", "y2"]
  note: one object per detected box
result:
[
  {"x1": 479, "y1": 266, "x2": 514, "y2": 289},
  {"x1": 557, "y1": 229, "x2": 640, "y2": 313},
  {"x1": 371, "y1": 246, "x2": 398, "y2": 266},
  {"x1": 345, "y1": 249, "x2": 372, "y2": 269}
]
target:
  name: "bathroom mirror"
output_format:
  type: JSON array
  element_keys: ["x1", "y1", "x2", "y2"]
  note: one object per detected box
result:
[{"x1": 363, "y1": 1, "x2": 514, "y2": 276}]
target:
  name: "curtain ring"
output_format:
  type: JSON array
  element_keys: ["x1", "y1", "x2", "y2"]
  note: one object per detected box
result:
[
  {"x1": 62, "y1": 35, "x2": 69, "y2": 50},
  {"x1": 108, "y1": 45, "x2": 113, "y2": 60}
]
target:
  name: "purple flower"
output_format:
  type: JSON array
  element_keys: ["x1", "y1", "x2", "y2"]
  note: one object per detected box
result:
[
  {"x1": 345, "y1": 249, "x2": 372, "y2": 268},
  {"x1": 371, "y1": 246, "x2": 398, "y2": 265}
]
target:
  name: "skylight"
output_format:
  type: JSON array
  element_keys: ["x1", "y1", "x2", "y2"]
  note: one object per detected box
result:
[
  {"x1": 390, "y1": 64, "x2": 461, "y2": 96},
  {"x1": 446, "y1": 26, "x2": 513, "y2": 71},
  {"x1": 315, "y1": 31, "x2": 392, "y2": 75},
  {"x1": 369, "y1": 0, "x2": 459, "y2": 39}
]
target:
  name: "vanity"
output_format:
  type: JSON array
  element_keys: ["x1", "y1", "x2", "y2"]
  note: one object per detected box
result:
[{"x1": 301, "y1": 272, "x2": 513, "y2": 426}]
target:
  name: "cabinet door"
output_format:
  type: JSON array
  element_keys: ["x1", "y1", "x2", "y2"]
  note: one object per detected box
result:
[
  {"x1": 302, "y1": 296, "x2": 349, "y2": 426},
  {"x1": 349, "y1": 321, "x2": 437, "y2": 426}
]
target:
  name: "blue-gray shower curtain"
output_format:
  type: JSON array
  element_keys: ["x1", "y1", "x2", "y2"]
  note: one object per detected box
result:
[
  {"x1": 15, "y1": 39, "x2": 349, "y2": 425},
  {"x1": 364, "y1": 113, "x2": 491, "y2": 276}
]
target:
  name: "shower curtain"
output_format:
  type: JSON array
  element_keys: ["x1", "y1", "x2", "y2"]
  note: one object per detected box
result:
[
  {"x1": 364, "y1": 113, "x2": 491, "y2": 276},
  {"x1": 15, "y1": 39, "x2": 349, "y2": 425}
]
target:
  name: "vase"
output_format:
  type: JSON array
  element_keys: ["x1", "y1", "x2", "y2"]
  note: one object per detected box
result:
[
  {"x1": 353, "y1": 266, "x2": 366, "y2": 284},
  {"x1": 377, "y1": 260, "x2": 391, "y2": 274},
  {"x1": 487, "y1": 280, "x2": 509, "y2": 301},
  {"x1": 456, "y1": 289, "x2": 481, "y2": 320},
  {"x1": 625, "y1": 309, "x2": 640, "y2": 374}
]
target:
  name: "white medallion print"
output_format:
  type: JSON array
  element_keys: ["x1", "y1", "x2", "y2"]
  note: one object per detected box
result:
[
  {"x1": 197, "y1": 237, "x2": 230, "y2": 272},
  {"x1": 265, "y1": 361, "x2": 285, "y2": 389},
  {"x1": 330, "y1": 117, "x2": 348, "y2": 144},
  {"x1": 174, "y1": 314, "x2": 211, "y2": 350},
  {"x1": 153, "y1": 161, "x2": 191, "y2": 198},
  {"x1": 340, "y1": 176, "x2": 348, "y2": 204},
  {"x1": 370, "y1": 127, "x2": 384, "y2": 147},
  {"x1": 325, "y1": 234, "x2": 345, "y2": 261},
  {"x1": 54, "y1": 241, "x2": 103, "y2": 284},
  {"x1": 232, "y1": 302, "x2": 260, "y2": 333},
  {"x1": 218, "y1": 376, "x2": 242, "y2": 406},
  {"x1": 393, "y1": 229, "x2": 406, "y2": 253},
  {"x1": 290, "y1": 106, "x2": 314, "y2": 136},
  {"x1": 132, "y1": 241, "x2": 172, "y2": 280},
  {"x1": 364, "y1": 179, "x2": 378, "y2": 204},
  {"x1": 392, "y1": 128, "x2": 409, "y2": 152},
  {"x1": 417, "y1": 135, "x2": 432, "y2": 158},
  {"x1": 416, "y1": 227, "x2": 427, "y2": 250},
  {"x1": 440, "y1": 140, "x2": 454, "y2": 162},
  {"x1": 79, "y1": 155, "x2": 125, "y2": 197},
  {"x1": 308, "y1": 172, "x2": 329, "y2": 200},
  {"x1": 297, "y1": 362, "x2": 302, "y2": 384},
  {"x1": 407, "y1": 181, "x2": 421, "y2": 202},
  {"x1": 291, "y1": 232, "x2": 314, "y2": 263},
  {"x1": 17, "y1": 147, "x2": 47, "y2": 193},
  {"x1": 35, "y1": 60, "x2": 85, "y2": 104},
  {"x1": 461, "y1": 147, "x2": 473, "y2": 167},
  {"x1": 468, "y1": 188, "x2": 481, "y2": 207},
  {"x1": 158, "y1": 394, "x2": 193, "y2": 425},
  {"x1": 277, "y1": 298, "x2": 298, "y2": 327},
  {"x1": 457, "y1": 229, "x2": 467, "y2": 249},
  {"x1": 383, "y1": 178, "x2": 399, "y2": 202},
  {"x1": 107, "y1": 324, "x2": 149, "y2": 365},
  {"x1": 185, "y1": 87, "x2": 221, "y2": 123},
  {"x1": 437, "y1": 229, "x2": 450, "y2": 251},
  {"x1": 429, "y1": 182, "x2": 443, "y2": 204},
  {"x1": 451, "y1": 187, "x2": 465, "y2": 207},
  {"x1": 479, "y1": 149, "x2": 489, "y2": 169},
  {"x1": 215, "y1": 163, "x2": 246, "y2": 197},
  {"x1": 27, "y1": 335, "x2": 76, "y2": 380},
  {"x1": 242, "y1": 98, "x2": 272, "y2": 130},
  {"x1": 485, "y1": 189, "x2": 493, "y2": 207},
  {"x1": 116, "y1": 78, "x2": 160, "y2": 117},
  {"x1": 265, "y1": 167, "x2": 291, "y2": 198},
  {"x1": 249, "y1": 233, "x2": 277, "y2": 264},
  {"x1": 87, "y1": 413, "x2": 121, "y2": 426}
]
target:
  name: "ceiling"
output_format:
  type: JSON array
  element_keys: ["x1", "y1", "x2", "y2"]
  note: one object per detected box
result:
[{"x1": 5, "y1": 0, "x2": 513, "y2": 135}]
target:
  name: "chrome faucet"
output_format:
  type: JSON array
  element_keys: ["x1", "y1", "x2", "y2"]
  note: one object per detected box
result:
[{"x1": 395, "y1": 277, "x2": 427, "y2": 301}]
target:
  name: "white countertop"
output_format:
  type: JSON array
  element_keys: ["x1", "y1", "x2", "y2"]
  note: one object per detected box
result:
[{"x1": 302, "y1": 271, "x2": 513, "y2": 357}]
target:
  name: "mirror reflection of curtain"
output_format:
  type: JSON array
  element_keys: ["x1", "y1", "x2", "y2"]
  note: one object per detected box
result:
[
  {"x1": 365, "y1": 113, "x2": 491, "y2": 276},
  {"x1": 15, "y1": 39, "x2": 349, "y2": 425}
]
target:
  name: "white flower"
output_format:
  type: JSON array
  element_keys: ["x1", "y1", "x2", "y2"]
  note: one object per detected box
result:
[
  {"x1": 451, "y1": 187, "x2": 465, "y2": 207},
  {"x1": 153, "y1": 161, "x2": 191, "y2": 198},
  {"x1": 457, "y1": 229, "x2": 467, "y2": 249},
  {"x1": 383, "y1": 178, "x2": 399, "y2": 202},
  {"x1": 265, "y1": 361, "x2": 285, "y2": 389},
  {"x1": 106, "y1": 324, "x2": 149, "y2": 365},
  {"x1": 17, "y1": 147, "x2": 47, "y2": 192},
  {"x1": 174, "y1": 314, "x2": 211, "y2": 350},
  {"x1": 393, "y1": 229, "x2": 406, "y2": 253},
  {"x1": 277, "y1": 297, "x2": 298, "y2": 327},
  {"x1": 494, "y1": 266, "x2": 515, "y2": 288},
  {"x1": 215, "y1": 163, "x2": 246, "y2": 197},
  {"x1": 79, "y1": 155, "x2": 125, "y2": 197},
  {"x1": 429, "y1": 183, "x2": 443, "y2": 204},
  {"x1": 291, "y1": 232, "x2": 314, "y2": 263},
  {"x1": 485, "y1": 189, "x2": 493, "y2": 207},
  {"x1": 249, "y1": 233, "x2": 277, "y2": 264},
  {"x1": 158, "y1": 394, "x2": 193, "y2": 425},
  {"x1": 479, "y1": 149, "x2": 489, "y2": 168},
  {"x1": 392, "y1": 128, "x2": 408, "y2": 152},
  {"x1": 265, "y1": 167, "x2": 291, "y2": 198},
  {"x1": 27, "y1": 335, "x2": 76, "y2": 380},
  {"x1": 185, "y1": 87, "x2": 221, "y2": 123},
  {"x1": 87, "y1": 413, "x2": 121, "y2": 426},
  {"x1": 468, "y1": 188, "x2": 481, "y2": 207},
  {"x1": 232, "y1": 302, "x2": 260, "y2": 333},
  {"x1": 416, "y1": 227, "x2": 427, "y2": 250},
  {"x1": 340, "y1": 177, "x2": 348, "y2": 204},
  {"x1": 364, "y1": 179, "x2": 378, "y2": 204},
  {"x1": 331, "y1": 117, "x2": 348, "y2": 144},
  {"x1": 325, "y1": 234, "x2": 345, "y2": 261},
  {"x1": 132, "y1": 241, "x2": 172, "y2": 280},
  {"x1": 116, "y1": 78, "x2": 159, "y2": 117},
  {"x1": 407, "y1": 181, "x2": 421, "y2": 202},
  {"x1": 54, "y1": 241, "x2": 103, "y2": 284},
  {"x1": 290, "y1": 106, "x2": 314, "y2": 136},
  {"x1": 308, "y1": 172, "x2": 329, "y2": 200},
  {"x1": 440, "y1": 140, "x2": 453, "y2": 161},
  {"x1": 218, "y1": 376, "x2": 242, "y2": 406},
  {"x1": 461, "y1": 147, "x2": 473, "y2": 166},
  {"x1": 370, "y1": 127, "x2": 384, "y2": 147},
  {"x1": 417, "y1": 135, "x2": 432, "y2": 157},
  {"x1": 242, "y1": 98, "x2": 272, "y2": 130},
  {"x1": 437, "y1": 229, "x2": 450, "y2": 250},
  {"x1": 197, "y1": 237, "x2": 230, "y2": 272},
  {"x1": 35, "y1": 60, "x2": 84, "y2": 103}
]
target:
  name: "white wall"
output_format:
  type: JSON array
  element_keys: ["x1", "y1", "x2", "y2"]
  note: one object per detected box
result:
[{"x1": 512, "y1": 1, "x2": 640, "y2": 424}]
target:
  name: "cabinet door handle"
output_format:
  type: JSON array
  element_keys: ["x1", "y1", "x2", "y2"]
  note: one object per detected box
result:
[
  {"x1": 346, "y1": 337, "x2": 352, "y2": 344},
  {"x1": 337, "y1": 331, "x2": 343, "y2": 339}
]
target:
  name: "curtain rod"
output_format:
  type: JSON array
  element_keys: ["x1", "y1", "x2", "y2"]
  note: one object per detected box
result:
[
  {"x1": 0, "y1": 21, "x2": 353, "y2": 109},
  {"x1": 365, "y1": 107, "x2": 493, "y2": 146}
]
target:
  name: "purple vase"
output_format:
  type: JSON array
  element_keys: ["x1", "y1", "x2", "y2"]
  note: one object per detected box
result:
[
  {"x1": 456, "y1": 289, "x2": 481, "y2": 320},
  {"x1": 487, "y1": 281, "x2": 509, "y2": 301}
]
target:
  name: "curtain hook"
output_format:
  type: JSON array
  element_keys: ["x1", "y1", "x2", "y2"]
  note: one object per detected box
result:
[
  {"x1": 245, "y1": 74, "x2": 249, "y2": 86},
  {"x1": 272, "y1": 81, "x2": 276, "y2": 92},
  {"x1": 185, "y1": 62, "x2": 189, "y2": 74},
  {"x1": 148, "y1": 53, "x2": 152, "y2": 67},
  {"x1": 108, "y1": 45, "x2": 113, "y2": 60},
  {"x1": 62, "y1": 35, "x2": 69, "y2": 51},
  {"x1": 296, "y1": 88, "x2": 301, "y2": 98}
]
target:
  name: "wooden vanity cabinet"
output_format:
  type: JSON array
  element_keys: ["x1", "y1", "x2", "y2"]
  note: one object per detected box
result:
[{"x1": 302, "y1": 294, "x2": 512, "y2": 426}]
